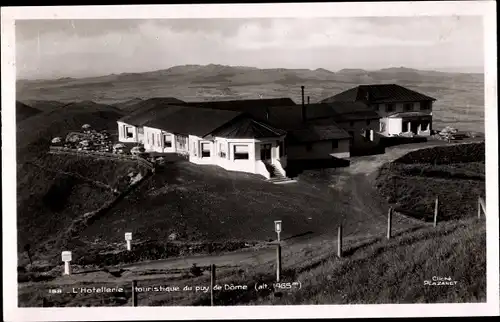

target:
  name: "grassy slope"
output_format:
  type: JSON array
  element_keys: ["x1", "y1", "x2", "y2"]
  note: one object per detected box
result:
[
  {"x1": 17, "y1": 153, "x2": 148, "y2": 258},
  {"x1": 16, "y1": 101, "x2": 42, "y2": 122},
  {"x1": 78, "y1": 160, "x2": 356, "y2": 245},
  {"x1": 375, "y1": 143, "x2": 486, "y2": 221},
  {"x1": 16, "y1": 101, "x2": 131, "y2": 256},
  {"x1": 19, "y1": 217, "x2": 485, "y2": 306},
  {"x1": 246, "y1": 217, "x2": 486, "y2": 305},
  {"x1": 154, "y1": 218, "x2": 485, "y2": 305},
  {"x1": 16, "y1": 102, "x2": 124, "y2": 164}
]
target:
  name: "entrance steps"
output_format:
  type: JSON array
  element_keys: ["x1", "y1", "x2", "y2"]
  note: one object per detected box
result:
[{"x1": 264, "y1": 162, "x2": 296, "y2": 184}]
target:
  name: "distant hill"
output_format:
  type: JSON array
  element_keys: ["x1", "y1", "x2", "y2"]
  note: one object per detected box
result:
[
  {"x1": 15, "y1": 63, "x2": 484, "y2": 132},
  {"x1": 17, "y1": 64, "x2": 482, "y2": 101},
  {"x1": 337, "y1": 68, "x2": 369, "y2": 74},
  {"x1": 20, "y1": 100, "x2": 67, "y2": 113},
  {"x1": 16, "y1": 101, "x2": 124, "y2": 164},
  {"x1": 16, "y1": 101, "x2": 42, "y2": 123},
  {"x1": 110, "y1": 98, "x2": 144, "y2": 110}
]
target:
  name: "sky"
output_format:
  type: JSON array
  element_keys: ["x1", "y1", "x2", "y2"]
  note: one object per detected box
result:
[{"x1": 16, "y1": 16, "x2": 484, "y2": 79}]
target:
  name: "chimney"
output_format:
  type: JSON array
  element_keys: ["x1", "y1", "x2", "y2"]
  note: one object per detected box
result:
[{"x1": 301, "y1": 86, "x2": 306, "y2": 122}]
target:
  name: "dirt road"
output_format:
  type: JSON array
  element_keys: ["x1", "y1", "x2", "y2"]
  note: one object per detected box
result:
[{"x1": 37, "y1": 140, "x2": 464, "y2": 287}]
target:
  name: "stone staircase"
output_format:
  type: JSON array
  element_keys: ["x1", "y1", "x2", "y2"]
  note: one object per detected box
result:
[{"x1": 264, "y1": 162, "x2": 297, "y2": 184}]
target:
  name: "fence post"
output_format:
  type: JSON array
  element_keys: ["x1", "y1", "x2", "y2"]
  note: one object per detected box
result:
[
  {"x1": 131, "y1": 280, "x2": 137, "y2": 307},
  {"x1": 433, "y1": 197, "x2": 439, "y2": 228},
  {"x1": 387, "y1": 207, "x2": 393, "y2": 239},
  {"x1": 337, "y1": 225, "x2": 343, "y2": 258},
  {"x1": 210, "y1": 264, "x2": 216, "y2": 307},
  {"x1": 276, "y1": 244, "x2": 282, "y2": 282}
]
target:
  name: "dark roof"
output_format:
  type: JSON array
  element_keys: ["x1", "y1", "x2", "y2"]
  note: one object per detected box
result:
[
  {"x1": 208, "y1": 117, "x2": 286, "y2": 139},
  {"x1": 264, "y1": 103, "x2": 379, "y2": 127},
  {"x1": 182, "y1": 98, "x2": 297, "y2": 120},
  {"x1": 118, "y1": 104, "x2": 179, "y2": 126},
  {"x1": 321, "y1": 84, "x2": 436, "y2": 104},
  {"x1": 118, "y1": 97, "x2": 186, "y2": 123},
  {"x1": 388, "y1": 111, "x2": 433, "y2": 118},
  {"x1": 143, "y1": 106, "x2": 243, "y2": 137},
  {"x1": 323, "y1": 102, "x2": 380, "y2": 121},
  {"x1": 288, "y1": 124, "x2": 351, "y2": 143}
]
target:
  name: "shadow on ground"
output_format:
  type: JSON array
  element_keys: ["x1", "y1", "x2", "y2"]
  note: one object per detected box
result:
[{"x1": 286, "y1": 157, "x2": 350, "y2": 177}]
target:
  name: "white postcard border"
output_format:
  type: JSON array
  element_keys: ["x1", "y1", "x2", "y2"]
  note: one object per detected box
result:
[{"x1": 2, "y1": 1, "x2": 498, "y2": 320}]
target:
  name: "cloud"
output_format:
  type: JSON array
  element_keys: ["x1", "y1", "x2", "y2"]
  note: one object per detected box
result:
[{"x1": 15, "y1": 16, "x2": 484, "y2": 79}]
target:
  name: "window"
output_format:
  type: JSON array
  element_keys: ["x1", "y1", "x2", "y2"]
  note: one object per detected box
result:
[
  {"x1": 349, "y1": 121, "x2": 354, "y2": 127},
  {"x1": 157, "y1": 134, "x2": 161, "y2": 147},
  {"x1": 420, "y1": 101, "x2": 432, "y2": 110},
  {"x1": 386, "y1": 104, "x2": 395, "y2": 112},
  {"x1": 125, "y1": 126, "x2": 134, "y2": 138},
  {"x1": 151, "y1": 133, "x2": 155, "y2": 146},
  {"x1": 219, "y1": 142, "x2": 227, "y2": 158},
  {"x1": 403, "y1": 103, "x2": 414, "y2": 111},
  {"x1": 201, "y1": 142, "x2": 211, "y2": 158},
  {"x1": 306, "y1": 143, "x2": 312, "y2": 151},
  {"x1": 176, "y1": 135, "x2": 188, "y2": 150},
  {"x1": 331, "y1": 140, "x2": 338, "y2": 149},
  {"x1": 193, "y1": 142, "x2": 197, "y2": 156},
  {"x1": 366, "y1": 120, "x2": 371, "y2": 126},
  {"x1": 234, "y1": 145, "x2": 249, "y2": 160},
  {"x1": 163, "y1": 134, "x2": 172, "y2": 148},
  {"x1": 380, "y1": 122, "x2": 386, "y2": 132}
]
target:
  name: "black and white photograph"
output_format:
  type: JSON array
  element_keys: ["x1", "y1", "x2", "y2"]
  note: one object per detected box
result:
[{"x1": 2, "y1": 1, "x2": 498, "y2": 320}]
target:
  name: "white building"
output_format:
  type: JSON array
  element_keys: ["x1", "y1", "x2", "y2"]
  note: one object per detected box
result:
[
  {"x1": 117, "y1": 98, "x2": 357, "y2": 181},
  {"x1": 321, "y1": 84, "x2": 436, "y2": 137},
  {"x1": 118, "y1": 105, "x2": 291, "y2": 181}
]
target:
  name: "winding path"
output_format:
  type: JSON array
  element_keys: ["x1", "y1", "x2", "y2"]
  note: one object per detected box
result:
[{"x1": 31, "y1": 139, "x2": 484, "y2": 288}]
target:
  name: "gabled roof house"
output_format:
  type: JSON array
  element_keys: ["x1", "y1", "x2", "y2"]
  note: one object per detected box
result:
[
  {"x1": 117, "y1": 95, "x2": 357, "y2": 181},
  {"x1": 321, "y1": 84, "x2": 436, "y2": 137}
]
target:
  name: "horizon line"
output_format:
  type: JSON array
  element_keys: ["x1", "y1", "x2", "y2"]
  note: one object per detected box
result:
[{"x1": 16, "y1": 64, "x2": 485, "y2": 82}]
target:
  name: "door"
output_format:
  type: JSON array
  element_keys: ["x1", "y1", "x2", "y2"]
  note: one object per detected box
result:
[{"x1": 260, "y1": 144, "x2": 272, "y2": 161}]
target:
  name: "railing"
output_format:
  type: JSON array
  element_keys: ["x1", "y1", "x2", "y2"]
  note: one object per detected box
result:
[{"x1": 48, "y1": 146, "x2": 155, "y2": 170}]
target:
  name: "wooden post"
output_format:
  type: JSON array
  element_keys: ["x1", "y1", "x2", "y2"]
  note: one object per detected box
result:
[
  {"x1": 387, "y1": 207, "x2": 393, "y2": 239},
  {"x1": 210, "y1": 264, "x2": 216, "y2": 307},
  {"x1": 337, "y1": 225, "x2": 343, "y2": 258},
  {"x1": 131, "y1": 280, "x2": 137, "y2": 307},
  {"x1": 276, "y1": 244, "x2": 282, "y2": 282},
  {"x1": 433, "y1": 197, "x2": 439, "y2": 228}
]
